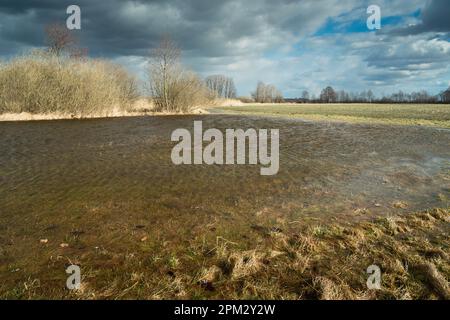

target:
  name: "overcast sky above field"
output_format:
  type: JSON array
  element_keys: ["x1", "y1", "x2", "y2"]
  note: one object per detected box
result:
[{"x1": 0, "y1": 0, "x2": 449, "y2": 97}]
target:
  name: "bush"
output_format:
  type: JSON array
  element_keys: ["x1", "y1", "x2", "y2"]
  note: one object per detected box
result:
[
  {"x1": 151, "y1": 70, "x2": 210, "y2": 113},
  {"x1": 0, "y1": 51, "x2": 139, "y2": 116},
  {"x1": 148, "y1": 37, "x2": 211, "y2": 113}
]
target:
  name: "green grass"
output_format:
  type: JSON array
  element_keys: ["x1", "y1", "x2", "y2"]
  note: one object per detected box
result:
[{"x1": 217, "y1": 104, "x2": 450, "y2": 128}]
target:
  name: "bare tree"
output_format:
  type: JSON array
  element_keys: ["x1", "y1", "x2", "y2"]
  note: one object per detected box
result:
[
  {"x1": 337, "y1": 90, "x2": 350, "y2": 103},
  {"x1": 205, "y1": 75, "x2": 237, "y2": 99},
  {"x1": 268, "y1": 85, "x2": 283, "y2": 103},
  {"x1": 301, "y1": 90, "x2": 309, "y2": 101},
  {"x1": 273, "y1": 88, "x2": 284, "y2": 103},
  {"x1": 252, "y1": 81, "x2": 266, "y2": 103},
  {"x1": 440, "y1": 87, "x2": 450, "y2": 103},
  {"x1": 320, "y1": 86, "x2": 337, "y2": 103},
  {"x1": 252, "y1": 81, "x2": 283, "y2": 103},
  {"x1": 414, "y1": 90, "x2": 434, "y2": 103},
  {"x1": 367, "y1": 89, "x2": 375, "y2": 103},
  {"x1": 148, "y1": 36, "x2": 180, "y2": 111},
  {"x1": 45, "y1": 23, "x2": 76, "y2": 56},
  {"x1": 359, "y1": 90, "x2": 368, "y2": 102},
  {"x1": 148, "y1": 36, "x2": 209, "y2": 112}
]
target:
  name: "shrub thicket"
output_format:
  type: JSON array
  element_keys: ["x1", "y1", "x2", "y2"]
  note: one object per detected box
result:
[{"x1": 0, "y1": 51, "x2": 139, "y2": 116}]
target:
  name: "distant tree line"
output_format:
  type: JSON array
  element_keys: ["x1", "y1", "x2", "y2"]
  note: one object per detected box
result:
[{"x1": 289, "y1": 86, "x2": 450, "y2": 104}]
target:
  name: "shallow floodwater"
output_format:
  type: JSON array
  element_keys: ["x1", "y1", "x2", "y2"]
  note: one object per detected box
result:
[
  {"x1": 0, "y1": 115, "x2": 449, "y2": 296},
  {"x1": 1, "y1": 115, "x2": 448, "y2": 219}
]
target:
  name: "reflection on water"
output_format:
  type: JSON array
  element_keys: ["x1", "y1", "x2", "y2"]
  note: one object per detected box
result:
[{"x1": 0, "y1": 115, "x2": 449, "y2": 295}]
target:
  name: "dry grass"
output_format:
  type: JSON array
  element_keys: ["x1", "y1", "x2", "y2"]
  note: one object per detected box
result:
[
  {"x1": 0, "y1": 51, "x2": 139, "y2": 117},
  {"x1": 155, "y1": 208, "x2": 450, "y2": 300},
  {"x1": 1, "y1": 207, "x2": 448, "y2": 300},
  {"x1": 0, "y1": 98, "x2": 209, "y2": 121},
  {"x1": 217, "y1": 104, "x2": 450, "y2": 128}
]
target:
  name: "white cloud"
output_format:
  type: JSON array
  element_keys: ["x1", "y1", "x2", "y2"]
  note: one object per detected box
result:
[{"x1": 2, "y1": 0, "x2": 449, "y2": 96}]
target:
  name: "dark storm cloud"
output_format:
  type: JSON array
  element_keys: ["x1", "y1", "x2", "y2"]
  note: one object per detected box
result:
[
  {"x1": 0, "y1": 0, "x2": 87, "y2": 54},
  {"x1": 0, "y1": 0, "x2": 63, "y2": 14},
  {"x1": 389, "y1": 0, "x2": 450, "y2": 35},
  {"x1": 0, "y1": 0, "x2": 356, "y2": 58},
  {"x1": 0, "y1": 0, "x2": 235, "y2": 56},
  {"x1": 0, "y1": 0, "x2": 256, "y2": 56}
]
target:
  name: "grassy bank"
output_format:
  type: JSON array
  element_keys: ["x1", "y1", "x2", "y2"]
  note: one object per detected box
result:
[{"x1": 217, "y1": 104, "x2": 450, "y2": 128}]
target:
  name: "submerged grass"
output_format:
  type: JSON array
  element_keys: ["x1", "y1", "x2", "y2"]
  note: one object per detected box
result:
[
  {"x1": 1, "y1": 207, "x2": 448, "y2": 300},
  {"x1": 217, "y1": 104, "x2": 450, "y2": 128}
]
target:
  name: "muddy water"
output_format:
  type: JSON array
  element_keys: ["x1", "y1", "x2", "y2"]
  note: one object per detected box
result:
[
  {"x1": 0, "y1": 115, "x2": 449, "y2": 295},
  {"x1": 0, "y1": 115, "x2": 449, "y2": 221}
]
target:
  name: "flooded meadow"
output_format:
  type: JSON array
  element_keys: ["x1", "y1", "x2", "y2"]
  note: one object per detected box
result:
[{"x1": 0, "y1": 115, "x2": 449, "y2": 299}]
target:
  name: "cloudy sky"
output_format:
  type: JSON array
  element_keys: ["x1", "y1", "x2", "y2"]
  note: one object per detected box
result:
[{"x1": 0, "y1": 0, "x2": 449, "y2": 97}]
